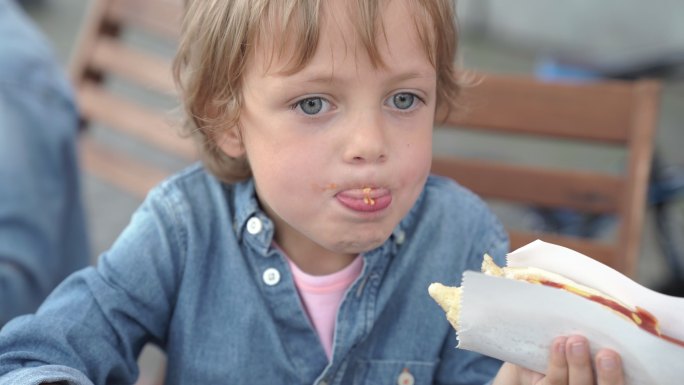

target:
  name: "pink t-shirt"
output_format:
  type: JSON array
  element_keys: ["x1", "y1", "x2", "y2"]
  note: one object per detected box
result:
[{"x1": 286, "y1": 256, "x2": 364, "y2": 359}]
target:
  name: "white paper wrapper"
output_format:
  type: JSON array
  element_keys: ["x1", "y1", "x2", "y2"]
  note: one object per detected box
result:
[{"x1": 456, "y1": 240, "x2": 684, "y2": 385}]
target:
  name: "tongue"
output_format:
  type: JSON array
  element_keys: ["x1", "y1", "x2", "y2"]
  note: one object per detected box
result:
[{"x1": 336, "y1": 192, "x2": 392, "y2": 212}]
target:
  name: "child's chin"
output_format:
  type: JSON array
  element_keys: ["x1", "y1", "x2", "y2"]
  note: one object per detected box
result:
[{"x1": 328, "y1": 235, "x2": 388, "y2": 255}]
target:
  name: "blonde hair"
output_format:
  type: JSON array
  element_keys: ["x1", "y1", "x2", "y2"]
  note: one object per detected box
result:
[{"x1": 173, "y1": 0, "x2": 460, "y2": 183}]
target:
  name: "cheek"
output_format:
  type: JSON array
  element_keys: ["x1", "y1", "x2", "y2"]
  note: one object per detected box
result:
[
  {"x1": 249, "y1": 145, "x2": 323, "y2": 206},
  {"x1": 400, "y1": 131, "x2": 433, "y2": 180},
  {"x1": 403, "y1": 154, "x2": 432, "y2": 191}
]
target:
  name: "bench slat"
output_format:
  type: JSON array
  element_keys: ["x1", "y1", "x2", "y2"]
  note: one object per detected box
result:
[
  {"x1": 90, "y1": 36, "x2": 175, "y2": 95},
  {"x1": 432, "y1": 156, "x2": 624, "y2": 213},
  {"x1": 444, "y1": 74, "x2": 635, "y2": 144},
  {"x1": 509, "y1": 230, "x2": 616, "y2": 267},
  {"x1": 77, "y1": 82, "x2": 195, "y2": 160},
  {"x1": 107, "y1": 0, "x2": 182, "y2": 40},
  {"x1": 80, "y1": 135, "x2": 170, "y2": 198}
]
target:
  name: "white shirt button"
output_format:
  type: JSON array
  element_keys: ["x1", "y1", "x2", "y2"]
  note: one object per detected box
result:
[
  {"x1": 395, "y1": 230, "x2": 405, "y2": 245},
  {"x1": 262, "y1": 268, "x2": 281, "y2": 286},
  {"x1": 246, "y1": 217, "x2": 263, "y2": 235},
  {"x1": 397, "y1": 369, "x2": 414, "y2": 385}
]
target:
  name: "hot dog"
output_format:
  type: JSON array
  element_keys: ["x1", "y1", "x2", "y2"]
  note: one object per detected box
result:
[{"x1": 428, "y1": 254, "x2": 684, "y2": 348}]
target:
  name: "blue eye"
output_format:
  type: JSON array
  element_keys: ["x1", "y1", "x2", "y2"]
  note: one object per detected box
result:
[
  {"x1": 298, "y1": 97, "x2": 324, "y2": 115},
  {"x1": 392, "y1": 92, "x2": 416, "y2": 110}
]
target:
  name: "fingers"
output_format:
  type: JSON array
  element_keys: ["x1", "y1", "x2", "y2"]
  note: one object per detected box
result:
[
  {"x1": 595, "y1": 350, "x2": 624, "y2": 385},
  {"x1": 565, "y1": 336, "x2": 594, "y2": 385},
  {"x1": 566, "y1": 336, "x2": 625, "y2": 385},
  {"x1": 544, "y1": 335, "x2": 594, "y2": 385},
  {"x1": 544, "y1": 335, "x2": 624, "y2": 385},
  {"x1": 542, "y1": 337, "x2": 568, "y2": 385},
  {"x1": 502, "y1": 336, "x2": 625, "y2": 385}
]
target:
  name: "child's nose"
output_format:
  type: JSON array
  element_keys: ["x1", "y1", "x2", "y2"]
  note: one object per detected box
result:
[{"x1": 342, "y1": 111, "x2": 388, "y2": 164}]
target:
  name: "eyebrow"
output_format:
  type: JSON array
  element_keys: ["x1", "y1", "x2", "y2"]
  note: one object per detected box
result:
[{"x1": 277, "y1": 69, "x2": 435, "y2": 85}]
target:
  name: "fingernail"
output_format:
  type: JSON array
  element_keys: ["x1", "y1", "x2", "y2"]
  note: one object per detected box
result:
[
  {"x1": 571, "y1": 341, "x2": 586, "y2": 356},
  {"x1": 599, "y1": 356, "x2": 617, "y2": 370},
  {"x1": 555, "y1": 338, "x2": 567, "y2": 356}
]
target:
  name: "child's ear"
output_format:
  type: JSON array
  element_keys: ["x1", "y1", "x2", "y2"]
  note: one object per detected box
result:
[{"x1": 216, "y1": 125, "x2": 246, "y2": 158}]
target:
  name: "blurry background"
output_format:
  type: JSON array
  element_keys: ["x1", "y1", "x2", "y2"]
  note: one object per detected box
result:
[
  {"x1": 15, "y1": 0, "x2": 684, "y2": 382},
  {"x1": 19, "y1": 0, "x2": 684, "y2": 288}
]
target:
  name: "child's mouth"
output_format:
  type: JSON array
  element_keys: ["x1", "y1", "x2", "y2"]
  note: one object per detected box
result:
[{"x1": 335, "y1": 187, "x2": 392, "y2": 212}]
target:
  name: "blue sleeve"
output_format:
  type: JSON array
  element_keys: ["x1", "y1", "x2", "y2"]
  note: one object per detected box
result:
[
  {"x1": 0, "y1": 83, "x2": 89, "y2": 326},
  {"x1": 0, "y1": 187, "x2": 185, "y2": 385},
  {"x1": 0, "y1": 0, "x2": 90, "y2": 326},
  {"x1": 0, "y1": 365, "x2": 94, "y2": 385}
]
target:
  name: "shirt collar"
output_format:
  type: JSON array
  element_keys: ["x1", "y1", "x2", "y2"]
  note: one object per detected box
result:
[
  {"x1": 230, "y1": 179, "x2": 275, "y2": 255},
  {"x1": 232, "y1": 178, "x2": 260, "y2": 233}
]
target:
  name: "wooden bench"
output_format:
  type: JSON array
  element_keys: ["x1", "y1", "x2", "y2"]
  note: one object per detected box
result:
[
  {"x1": 433, "y1": 73, "x2": 661, "y2": 276},
  {"x1": 70, "y1": 0, "x2": 188, "y2": 199}
]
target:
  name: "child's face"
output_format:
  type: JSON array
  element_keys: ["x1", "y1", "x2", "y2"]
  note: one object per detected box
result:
[{"x1": 220, "y1": 0, "x2": 436, "y2": 266}]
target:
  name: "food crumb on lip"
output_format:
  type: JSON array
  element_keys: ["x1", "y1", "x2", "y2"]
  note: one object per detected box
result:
[{"x1": 362, "y1": 187, "x2": 376, "y2": 206}]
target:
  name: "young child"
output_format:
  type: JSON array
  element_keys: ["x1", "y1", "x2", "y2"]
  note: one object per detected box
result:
[{"x1": 0, "y1": 1, "x2": 624, "y2": 384}]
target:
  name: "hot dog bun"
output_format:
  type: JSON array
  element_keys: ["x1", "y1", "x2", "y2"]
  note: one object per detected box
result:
[
  {"x1": 481, "y1": 255, "x2": 637, "y2": 314},
  {"x1": 428, "y1": 283, "x2": 462, "y2": 331},
  {"x1": 429, "y1": 254, "x2": 661, "y2": 337}
]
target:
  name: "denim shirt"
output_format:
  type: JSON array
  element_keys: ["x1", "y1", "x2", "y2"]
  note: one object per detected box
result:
[
  {"x1": 0, "y1": 0, "x2": 90, "y2": 326},
  {"x1": 0, "y1": 166, "x2": 508, "y2": 385}
]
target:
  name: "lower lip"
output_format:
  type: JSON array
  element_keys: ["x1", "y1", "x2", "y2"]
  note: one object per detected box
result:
[{"x1": 336, "y1": 193, "x2": 392, "y2": 213}]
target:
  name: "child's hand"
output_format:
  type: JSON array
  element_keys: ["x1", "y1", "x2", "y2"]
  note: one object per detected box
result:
[{"x1": 493, "y1": 335, "x2": 624, "y2": 385}]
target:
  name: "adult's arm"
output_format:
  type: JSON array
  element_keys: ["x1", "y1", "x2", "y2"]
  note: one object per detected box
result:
[
  {"x1": 0, "y1": 186, "x2": 184, "y2": 385},
  {"x1": 0, "y1": 0, "x2": 90, "y2": 325}
]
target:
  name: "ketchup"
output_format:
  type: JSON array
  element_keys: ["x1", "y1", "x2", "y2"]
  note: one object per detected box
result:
[{"x1": 537, "y1": 279, "x2": 684, "y2": 348}]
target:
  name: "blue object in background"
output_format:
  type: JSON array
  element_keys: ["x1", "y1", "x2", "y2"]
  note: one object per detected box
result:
[
  {"x1": 0, "y1": 0, "x2": 90, "y2": 326},
  {"x1": 535, "y1": 56, "x2": 602, "y2": 82}
]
